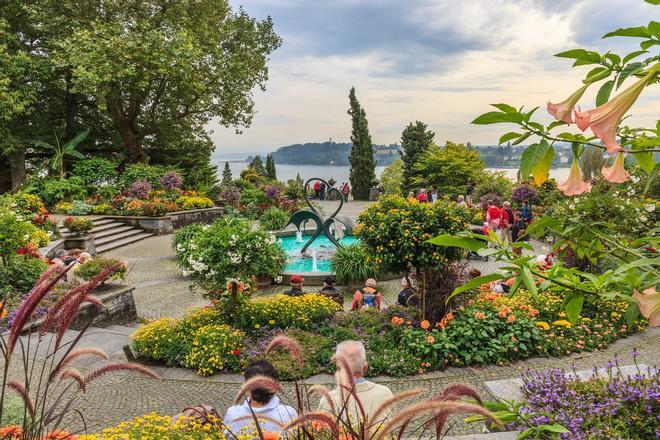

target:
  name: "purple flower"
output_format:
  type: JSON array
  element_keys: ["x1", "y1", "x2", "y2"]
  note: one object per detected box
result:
[
  {"x1": 511, "y1": 184, "x2": 539, "y2": 203},
  {"x1": 264, "y1": 184, "x2": 282, "y2": 200},
  {"x1": 160, "y1": 171, "x2": 183, "y2": 190},
  {"x1": 127, "y1": 180, "x2": 152, "y2": 199},
  {"x1": 221, "y1": 187, "x2": 241, "y2": 204}
]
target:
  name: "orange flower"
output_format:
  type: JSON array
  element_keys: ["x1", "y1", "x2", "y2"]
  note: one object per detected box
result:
[
  {"x1": 474, "y1": 312, "x2": 486, "y2": 319},
  {"x1": 498, "y1": 310, "x2": 507, "y2": 318},
  {"x1": 507, "y1": 315, "x2": 516, "y2": 323},
  {"x1": 420, "y1": 320, "x2": 430, "y2": 330},
  {"x1": 445, "y1": 312, "x2": 454, "y2": 321},
  {"x1": 547, "y1": 84, "x2": 589, "y2": 124},
  {"x1": 390, "y1": 316, "x2": 405, "y2": 326},
  {"x1": 601, "y1": 152, "x2": 630, "y2": 184},
  {"x1": 45, "y1": 432, "x2": 75, "y2": 440},
  {"x1": 0, "y1": 425, "x2": 22, "y2": 438},
  {"x1": 263, "y1": 432, "x2": 281, "y2": 440},
  {"x1": 427, "y1": 335, "x2": 436, "y2": 344}
]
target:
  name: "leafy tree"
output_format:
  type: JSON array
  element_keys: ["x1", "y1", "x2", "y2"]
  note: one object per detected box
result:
[
  {"x1": 55, "y1": 1, "x2": 282, "y2": 164},
  {"x1": 265, "y1": 153, "x2": 276, "y2": 179},
  {"x1": 31, "y1": 130, "x2": 90, "y2": 180},
  {"x1": 380, "y1": 159, "x2": 404, "y2": 195},
  {"x1": 249, "y1": 155, "x2": 266, "y2": 176},
  {"x1": 222, "y1": 162, "x2": 233, "y2": 186},
  {"x1": 413, "y1": 142, "x2": 485, "y2": 198},
  {"x1": 580, "y1": 146, "x2": 607, "y2": 181},
  {"x1": 347, "y1": 87, "x2": 375, "y2": 200},
  {"x1": 400, "y1": 121, "x2": 435, "y2": 192}
]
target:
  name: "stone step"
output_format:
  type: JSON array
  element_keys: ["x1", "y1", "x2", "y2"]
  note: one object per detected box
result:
[
  {"x1": 105, "y1": 324, "x2": 141, "y2": 336},
  {"x1": 92, "y1": 218, "x2": 117, "y2": 226},
  {"x1": 95, "y1": 229, "x2": 149, "y2": 246},
  {"x1": 92, "y1": 225, "x2": 136, "y2": 239},
  {"x1": 97, "y1": 232, "x2": 154, "y2": 254},
  {"x1": 90, "y1": 221, "x2": 128, "y2": 233}
]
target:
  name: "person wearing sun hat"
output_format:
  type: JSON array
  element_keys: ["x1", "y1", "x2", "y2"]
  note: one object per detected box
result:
[
  {"x1": 284, "y1": 274, "x2": 305, "y2": 297},
  {"x1": 318, "y1": 276, "x2": 343, "y2": 306},
  {"x1": 351, "y1": 278, "x2": 382, "y2": 310}
]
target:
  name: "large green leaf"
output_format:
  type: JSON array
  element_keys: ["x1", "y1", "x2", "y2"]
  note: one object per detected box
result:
[
  {"x1": 613, "y1": 256, "x2": 660, "y2": 274},
  {"x1": 583, "y1": 67, "x2": 611, "y2": 84},
  {"x1": 617, "y1": 62, "x2": 643, "y2": 88},
  {"x1": 554, "y1": 49, "x2": 601, "y2": 63},
  {"x1": 499, "y1": 132, "x2": 521, "y2": 144},
  {"x1": 622, "y1": 50, "x2": 648, "y2": 64},
  {"x1": 596, "y1": 80, "x2": 614, "y2": 106},
  {"x1": 491, "y1": 103, "x2": 518, "y2": 113},
  {"x1": 427, "y1": 234, "x2": 486, "y2": 252},
  {"x1": 603, "y1": 26, "x2": 651, "y2": 39},
  {"x1": 520, "y1": 140, "x2": 554, "y2": 186},
  {"x1": 521, "y1": 266, "x2": 538, "y2": 298},
  {"x1": 649, "y1": 21, "x2": 660, "y2": 37},
  {"x1": 512, "y1": 132, "x2": 531, "y2": 146},
  {"x1": 449, "y1": 273, "x2": 505, "y2": 300},
  {"x1": 471, "y1": 112, "x2": 523, "y2": 125},
  {"x1": 565, "y1": 294, "x2": 584, "y2": 323}
]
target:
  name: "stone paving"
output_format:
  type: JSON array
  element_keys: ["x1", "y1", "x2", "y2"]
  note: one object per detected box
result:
[{"x1": 16, "y1": 202, "x2": 659, "y2": 436}]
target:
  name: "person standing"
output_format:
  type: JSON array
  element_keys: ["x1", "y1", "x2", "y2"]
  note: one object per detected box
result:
[
  {"x1": 486, "y1": 200, "x2": 501, "y2": 231},
  {"x1": 511, "y1": 211, "x2": 528, "y2": 256},
  {"x1": 319, "y1": 182, "x2": 327, "y2": 200},
  {"x1": 341, "y1": 182, "x2": 350, "y2": 200},
  {"x1": 431, "y1": 186, "x2": 438, "y2": 203},
  {"x1": 417, "y1": 189, "x2": 428, "y2": 203},
  {"x1": 520, "y1": 199, "x2": 533, "y2": 224},
  {"x1": 457, "y1": 195, "x2": 467, "y2": 206},
  {"x1": 313, "y1": 181, "x2": 321, "y2": 199},
  {"x1": 500, "y1": 201, "x2": 514, "y2": 242}
]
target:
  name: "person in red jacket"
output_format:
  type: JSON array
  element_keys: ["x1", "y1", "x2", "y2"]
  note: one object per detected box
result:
[
  {"x1": 417, "y1": 189, "x2": 428, "y2": 203},
  {"x1": 486, "y1": 200, "x2": 502, "y2": 231}
]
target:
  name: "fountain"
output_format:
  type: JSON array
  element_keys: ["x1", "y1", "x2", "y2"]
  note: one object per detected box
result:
[{"x1": 277, "y1": 177, "x2": 355, "y2": 277}]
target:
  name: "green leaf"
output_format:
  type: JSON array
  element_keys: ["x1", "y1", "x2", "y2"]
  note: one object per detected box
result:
[
  {"x1": 547, "y1": 120, "x2": 567, "y2": 131},
  {"x1": 554, "y1": 49, "x2": 601, "y2": 63},
  {"x1": 521, "y1": 266, "x2": 538, "y2": 298},
  {"x1": 640, "y1": 39, "x2": 660, "y2": 50},
  {"x1": 622, "y1": 50, "x2": 648, "y2": 64},
  {"x1": 604, "y1": 53, "x2": 621, "y2": 65},
  {"x1": 427, "y1": 234, "x2": 486, "y2": 252},
  {"x1": 472, "y1": 112, "x2": 523, "y2": 125},
  {"x1": 518, "y1": 428, "x2": 534, "y2": 439},
  {"x1": 499, "y1": 132, "x2": 522, "y2": 144},
  {"x1": 583, "y1": 66, "x2": 611, "y2": 84},
  {"x1": 596, "y1": 80, "x2": 614, "y2": 106},
  {"x1": 449, "y1": 273, "x2": 505, "y2": 300},
  {"x1": 491, "y1": 103, "x2": 518, "y2": 113},
  {"x1": 540, "y1": 423, "x2": 570, "y2": 433},
  {"x1": 625, "y1": 302, "x2": 640, "y2": 328},
  {"x1": 603, "y1": 26, "x2": 651, "y2": 39},
  {"x1": 520, "y1": 140, "x2": 554, "y2": 186},
  {"x1": 512, "y1": 131, "x2": 532, "y2": 146},
  {"x1": 646, "y1": 0, "x2": 660, "y2": 5},
  {"x1": 565, "y1": 294, "x2": 584, "y2": 323},
  {"x1": 649, "y1": 21, "x2": 660, "y2": 37},
  {"x1": 617, "y1": 62, "x2": 644, "y2": 88},
  {"x1": 614, "y1": 256, "x2": 660, "y2": 274}
]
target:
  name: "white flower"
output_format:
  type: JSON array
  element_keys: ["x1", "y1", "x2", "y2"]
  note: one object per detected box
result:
[
  {"x1": 630, "y1": 175, "x2": 640, "y2": 183},
  {"x1": 646, "y1": 204, "x2": 656, "y2": 213},
  {"x1": 640, "y1": 215, "x2": 648, "y2": 222}
]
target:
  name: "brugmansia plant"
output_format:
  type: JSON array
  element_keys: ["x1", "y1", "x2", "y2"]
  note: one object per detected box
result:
[
  {"x1": 0, "y1": 263, "x2": 158, "y2": 438},
  {"x1": 464, "y1": 6, "x2": 660, "y2": 326}
]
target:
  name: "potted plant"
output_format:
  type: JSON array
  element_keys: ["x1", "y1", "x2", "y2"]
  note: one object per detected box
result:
[
  {"x1": 330, "y1": 242, "x2": 381, "y2": 291},
  {"x1": 75, "y1": 257, "x2": 128, "y2": 285},
  {"x1": 63, "y1": 216, "x2": 94, "y2": 237}
]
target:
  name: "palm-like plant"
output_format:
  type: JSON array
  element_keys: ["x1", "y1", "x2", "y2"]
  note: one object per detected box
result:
[{"x1": 31, "y1": 129, "x2": 90, "y2": 180}]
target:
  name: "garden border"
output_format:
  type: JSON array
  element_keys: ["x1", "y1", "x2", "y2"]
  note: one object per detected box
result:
[{"x1": 102, "y1": 207, "x2": 224, "y2": 235}]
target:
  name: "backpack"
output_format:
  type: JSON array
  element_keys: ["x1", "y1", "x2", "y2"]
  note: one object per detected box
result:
[{"x1": 359, "y1": 288, "x2": 378, "y2": 308}]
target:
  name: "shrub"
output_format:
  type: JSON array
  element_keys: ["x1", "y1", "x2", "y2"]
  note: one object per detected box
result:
[
  {"x1": 479, "y1": 192, "x2": 503, "y2": 210},
  {"x1": 75, "y1": 257, "x2": 128, "y2": 282},
  {"x1": 159, "y1": 171, "x2": 183, "y2": 190},
  {"x1": 91, "y1": 203, "x2": 111, "y2": 215},
  {"x1": 38, "y1": 177, "x2": 87, "y2": 206},
  {"x1": 259, "y1": 329, "x2": 335, "y2": 380},
  {"x1": 356, "y1": 195, "x2": 470, "y2": 274},
  {"x1": 239, "y1": 187, "x2": 269, "y2": 206},
  {"x1": 0, "y1": 255, "x2": 48, "y2": 296},
  {"x1": 284, "y1": 176, "x2": 305, "y2": 200},
  {"x1": 330, "y1": 242, "x2": 381, "y2": 283},
  {"x1": 232, "y1": 294, "x2": 341, "y2": 332},
  {"x1": 0, "y1": 208, "x2": 42, "y2": 262},
  {"x1": 264, "y1": 184, "x2": 282, "y2": 200},
  {"x1": 53, "y1": 201, "x2": 74, "y2": 214},
  {"x1": 72, "y1": 158, "x2": 118, "y2": 187},
  {"x1": 473, "y1": 170, "x2": 513, "y2": 201},
  {"x1": 77, "y1": 413, "x2": 228, "y2": 439},
  {"x1": 380, "y1": 158, "x2": 404, "y2": 195},
  {"x1": 259, "y1": 207, "x2": 289, "y2": 231},
  {"x1": 511, "y1": 183, "x2": 539, "y2": 203},
  {"x1": 120, "y1": 199, "x2": 178, "y2": 216},
  {"x1": 126, "y1": 180, "x2": 152, "y2": 199},
  {"x1": 118, "y1": 163, "x2": 170, "y2": 188},
  {"x1": 184, "y1": 324, "x2": 244, "y2": 376},
  {"x1": 131, "y1": 318, "x2": 183, "y2": 366},
  {"x1": 173, "y1": 217, "x2": 287, "y2": 292},
  {"x1": 66, "y1": 200, "x2": 94, "y2": 215},
  {"x1": 220, "y1": 187, "x2": 240, "y2": 205},
  {"x1": 63, "y1": 217, "x2": 94, "y2": 236},
  {"x1": 7, "y1": 193, "x2": 44, "y2": 214},
  {"x1": 175, "y1": 195, "x2": 214, "y2": 210},
  {"x1": 0, "y1": 395, "x2": 25, "y2": 427}
]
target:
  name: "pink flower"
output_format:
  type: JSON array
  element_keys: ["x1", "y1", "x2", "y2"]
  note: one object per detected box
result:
[
  {"x1": 575, "y1": 68, "x2": 657, "y2": 153},
  {"x1": 633, "y1": 287, "x2": 660, "y2": 327},
  {"x1": 547, "y1": 84, "x2": 589, "y2": 124},
  {"x1": 601, "y1": 152, "x2": 630, "y2": 183},
  {"x1": 557, "y1": 160, "x2": 591, "y2": 196}
]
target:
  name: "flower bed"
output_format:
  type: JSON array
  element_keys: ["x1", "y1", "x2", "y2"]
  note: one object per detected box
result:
[
  {"x1": 131, "y1": 282, "x2": 644, "y2": 379},
  {"x1": 509, "y1": 359, "x2": 659, "y2": 439}
]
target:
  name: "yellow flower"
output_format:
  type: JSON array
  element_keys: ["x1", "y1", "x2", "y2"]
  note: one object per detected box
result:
[
  {"x1": 552, "y1": 320, "x2": 572, "y2": 329},
  {"x1": 611, "y1": 311, "x2": 619, "y2": 318},
  {"x1": 536, "y1": 321, "x2": 550, "y2": 331}
]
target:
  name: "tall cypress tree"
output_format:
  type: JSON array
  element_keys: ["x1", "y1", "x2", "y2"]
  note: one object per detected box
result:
[
  {"x1": 249, "y1": 155, "x2": 266, "y2": 176},
  {"x1": 265, "y1": 153, "x2": 277, "y2": 180},
  {"x1": 400, "y1": 121, "x2": 435, "y2": 192},
  {"x1": 347, "y1": 87, "x2": 375, "y2": 200},
  {"x1": 222, "y1": 161, "x2": 233, "y2": 185}
]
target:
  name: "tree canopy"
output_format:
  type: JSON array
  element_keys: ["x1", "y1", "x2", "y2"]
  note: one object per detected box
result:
[
  {"x1": 347, "y1": 87, "x2": 375, "y2": 200},
  {"x1": 400, "y1": 121, "x2": 435, "y2": 192}
]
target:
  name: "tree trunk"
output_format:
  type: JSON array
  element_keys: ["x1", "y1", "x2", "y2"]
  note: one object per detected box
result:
[
  {"x1": 9, "y1": 150, "x2": 25, "y2": 189},
  {"x1": 0, "y1": 154, "x2": 11, "y2": 194},
  {"x1": 107, "y1": 96, "x2": 144, "y2": 163},
  {"x1": 63, "y1": 72, "x2": 78, "y2": 174}
]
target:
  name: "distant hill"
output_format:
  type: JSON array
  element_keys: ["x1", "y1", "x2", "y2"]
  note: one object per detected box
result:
[{"x1": 271, "y1": 142, "x2": 400, "y2": 166}]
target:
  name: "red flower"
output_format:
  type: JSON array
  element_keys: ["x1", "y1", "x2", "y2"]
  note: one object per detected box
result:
[{"x1": 231, "y1": 349, "x2": 241, "y2": 355}]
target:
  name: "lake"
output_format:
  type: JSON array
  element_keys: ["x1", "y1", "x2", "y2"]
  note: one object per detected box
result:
[{"x1": 213, "y1": 159, "x2": 571, "y2": 184}]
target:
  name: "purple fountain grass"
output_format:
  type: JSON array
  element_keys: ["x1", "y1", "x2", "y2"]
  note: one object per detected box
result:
[
  {"x1": 266, "y1": 335, "x2": 303, "y2": 366},
  {"x1": 429, "y1": 383, "x2": 484, "y2": 405},
  {"x1": 284, "y1": 411, "x2": 340, "y2": 435},
  {"x1": 6, "y1": 379, "x2": 36, "y2": 417},
  {"x1": 234, "y1": 375, "x2": 283, "y2": 404},
  {"x1": 368, "y1": 388, "x2": 425, "y2": 432},
  {"x1": 59, "y1": 369, "x2": 86, "y2": 393},
  {"x1": 50, "y1": 348, "x2": 109, "y2": 380},
  {"x1": 307, "y1": 384, "x2": 337, "y2": 414},
  {"x1": 82, "y1": 362, "x2": 159, "y2": 387}
]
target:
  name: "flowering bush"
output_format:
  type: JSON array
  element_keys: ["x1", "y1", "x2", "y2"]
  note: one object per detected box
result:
[
  {"x1": 479, "y1": 192, "x2": 503, "y2": 210},
  {"x1": 75, "y1": 257, "x2": 128, "y2": 282},
  {"x1": 63, "y1": 217, "x2": 93, "y2": 236},
  {"x1": 126, "y1": 180, "x2": 152, "y2": 199},
  {"x1": 510, "y1": 360, "x2": 659, "y2": 439},
  {"x1": 159, "y1": 171, "x2": 183, "y2": 190},
  {"x1": 175, "y1": 195, "x2": 214, "y2": 210},
  {"x1": 511, "y1": 184, "x2": 539, "y2": 203},
  {"x1": 0, "y1": 208, "x2": 45, "y2": 263},
  {"x1": 259, "y1": 206, "x2": 289, "y2": 231},
  {"x1": 220, "y1": 187, "x2": 241, "y2": 205},
  {"x1": 356, "y1": 195, "x2": 470, "y2": 273},
  {"x1": 173, "y1": 217, "x2": 287, "y2": 293},
  {"x1": 53, "y1": 201, "x2": 74, "y2": 214},
  {"x1": 120, "y1": 198, "x2": 178, "y2": 216},
  {"x1": 264, "y1": 183, "x2": 282, "y2": 200},
  {"x1": 184, "y1": 324, "x2": 245, "y2": 376}
]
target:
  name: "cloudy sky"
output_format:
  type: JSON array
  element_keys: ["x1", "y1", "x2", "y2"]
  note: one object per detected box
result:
[{"x1": 210, "y1": 0, "x2": 659, "y2": 155}]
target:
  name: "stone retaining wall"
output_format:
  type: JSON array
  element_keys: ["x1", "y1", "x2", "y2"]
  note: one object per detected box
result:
[
  {"x1": 104, "y1": 207, "x2": 224, "y2": 235},
  {"x1": 70, "y1": 285, "x2": 137, "y2": 330}
]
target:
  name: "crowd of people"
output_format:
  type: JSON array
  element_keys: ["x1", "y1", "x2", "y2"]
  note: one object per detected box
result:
[
  {"x1": 311, "y1": 181, "x2": 350, "y2": 200},
  {"x1": 484, "y1": 199, "x2": 532, "y2": 252}
]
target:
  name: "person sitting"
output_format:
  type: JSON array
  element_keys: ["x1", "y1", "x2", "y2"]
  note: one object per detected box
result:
[
  {"x1": 318, "y1": 276, "x2": 343, "y2": 306},
  {"x1": 397, "y1": 277, "x2": 417, "y2": 307},
  {"x1": 318, "y1": 341, "x2": 393, "y2": 427},
  {"x1": 351, "y1": 278, "x2": 382, "y2": 310},
  {"x1": 457, "y1": 195, "x2": 467, "y2": 206},
  {"x1": 283, "y1": 274, "x2": 305, "y2": 297},
  {"x1": 224, "y1": 360, "x2": 297, "y2": 439},
  {"x1": 416, "y1": 189, "x2": 428, "y2": 203},
  {"x1": 407, "y1": 191, "x2": 416, "y2": 203}
]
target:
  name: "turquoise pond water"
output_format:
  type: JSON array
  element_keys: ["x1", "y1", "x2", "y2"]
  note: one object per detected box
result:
[{"x1": 279, "y1": 234, "x2": 358, "y2": 274}]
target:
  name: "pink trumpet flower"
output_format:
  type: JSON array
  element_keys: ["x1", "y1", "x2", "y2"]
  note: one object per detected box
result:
[
  {"x1": 575, "y1": 67, "x2": 658, "y2": 153},
  {"x1": 547, "y1": 84, "x2": 589, "y2": 124},
  {"x1": 557, "y1": 160, "x2": 591, "y2": 196},
  {"x1": 601, "y1": 152, "x2": 629, "y2": 183}
]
